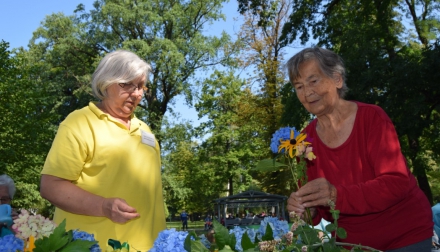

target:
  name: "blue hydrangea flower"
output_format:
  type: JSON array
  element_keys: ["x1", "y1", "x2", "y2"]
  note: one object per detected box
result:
[
  {"x1": 257, "y1": 217, "x2": 289, "y2": 240},
  {"x1": 72, "y1": 230, "x2": 101, "y2": 252},
  {"x1": 0, "y1": 234, "x2": 24, "y2": 252},
  {"x1": 198, "y1": 234, "x2": 211, "y2": 249},
  {"x1": 270, "y1": 127, "x2": 300, "y2": 154},
  {"x1": 229, "y1": 226, "x2": 246, "y2": 252},
  {"x1": 229, "y1": 226, "x2": 256, "y2": 252},
  {"x1": 149, "y1": 228, "x2": 188, "y2": 252}
]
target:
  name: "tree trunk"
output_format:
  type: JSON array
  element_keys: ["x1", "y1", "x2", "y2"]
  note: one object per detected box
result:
[
  {"x1": 416, "y1": 173, "x2": 433, "y2": 206},
  {"x1": 408, "y1": 136, "x2": 433, "y2": 205}
]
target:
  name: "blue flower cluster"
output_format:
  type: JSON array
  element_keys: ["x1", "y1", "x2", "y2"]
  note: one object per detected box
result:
[
  {"x1": 197, "y1": 234, "x2": 211, "y2": 249},
  {"x1": 257, "y1": 217, "x2": 290, "y2": 240},
  {"x1": 0, "y1": 234, "x2": 24, "y2": 252},
  {"x1": 229, "y1": 226, "x2": 256, "y2": 252},
  {"x1": 72, "y1": 230, "x2": 101, "y2": 252},
  {"x1": 270, "y1": 127, "x2": 299, "y2": 154},
  {"x1": 149, "y1": 228, "x2": 188, "y2": 252}
]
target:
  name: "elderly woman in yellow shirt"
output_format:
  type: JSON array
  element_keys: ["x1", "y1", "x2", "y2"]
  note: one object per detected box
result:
[{"x1": 40, "y1": 50, "x2": 166, "y2": 251}]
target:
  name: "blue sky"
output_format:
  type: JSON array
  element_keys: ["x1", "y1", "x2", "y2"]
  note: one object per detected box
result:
[
  {"x1": 0, "y1": 1, "x2": 96, "y2": 49},
  {"x1": 0, "y1": 1, "x2": 245, "y2": 126}
]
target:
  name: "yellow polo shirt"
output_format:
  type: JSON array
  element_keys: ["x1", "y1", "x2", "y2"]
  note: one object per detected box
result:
[{"x1": 41, "y1": 102, "x2": 166, "y2": 251}]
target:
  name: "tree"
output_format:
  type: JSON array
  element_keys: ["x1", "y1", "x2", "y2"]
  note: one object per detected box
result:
[
  {"x1": 78, "y1": 0, "x2": 233, "y2": 134},
  {"x1": 280, "y1": 0, "x2": 440, "y2": 204},
  {"x1": 162, "y1": 69, "x2": 281, "y2": 214},
  {"x1": 26, "y1": 0, "x2": 235, "y2": 142},
  {"x1": 235, "y1": 0, "x2": 306, "y2": 195},
  {"x1": 195, "y1": 71, "x2": 266, "y2": 197},
  {"x1": 0, "y1": 41, "x2": 55, "y2": 211}
]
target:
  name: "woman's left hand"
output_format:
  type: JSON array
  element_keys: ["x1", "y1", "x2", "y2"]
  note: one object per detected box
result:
[{"x1": 294, "y1": 178, "x2": 337, "y2": 208}]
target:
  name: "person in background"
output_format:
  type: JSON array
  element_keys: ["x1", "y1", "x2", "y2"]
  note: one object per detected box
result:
[
  {"x1": 0, "y1": 174, "x2": 16, "y2": 208},
  {"x1": 40, "y1": 50, "x2": 166, "y2": 250},
  {"x1": 285, "y1": 47, "x2": 433, "y2": 251},
  {"x1": 204, "y1": 214, "x2": 212, "y2": 230},
  {"x1": 433, "y1": 203, "x2": 440, "y2": 239},
  {"x1": 180, "y1": 210, "x2": 188, "y2": 231},
  {"x1": 0, "y1": 174, "x2": 17, "y2": 237}
]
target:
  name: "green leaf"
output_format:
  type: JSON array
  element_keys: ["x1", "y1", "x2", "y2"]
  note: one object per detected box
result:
[
  {"x1": 214, "y1": 220, "x2": 230, "y2": 250},
  {"x1": 336, "y1": 227, "x2": 347, "y2": 239},
  {"x1": 59, "y1": 240, "x2": 97, "y2": 252},
  {"x1": 330, "y1": 209, "x2": 340, "y2": 220},
  {"x1": 322, "y1": 241, "x2": 336, "y2": 251},
  {"x1": 228, "y1": 233, "x2": 237, "y2": 251},
  {"x1": 241, "y1": 231, "x2": 256, "y2": 251},
  {"x1": 34, "y1": 219, "x2": 71, "y2": 252},
  {"x1": 294, "y1": 225, "x2": 322, "y2": 245},
  {"x1": 243, "y1": 248, "x2": 259, "y2": 252},
  {"x1": 189, "y1": 240, "x2": 210, "y2": 252},
  {"x1": 184, "y1": 231, "x2": 199, "y2": 251},
  {"x1": 261, "y1": 223, "x2": 274, "y2": 241},
  {"x1": 254, "y1": 159, "x2": 287, "y2": 172},
  {"x1": 219, "y1": 245, "x2": 235, "y2": 251},
  {"x1": 325, "y1": 223, "x2": 336, "y2": 232}
]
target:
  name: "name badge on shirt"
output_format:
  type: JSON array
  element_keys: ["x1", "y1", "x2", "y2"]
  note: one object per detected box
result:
[{"x1": 141, "y1": 130, "x2": 156, "y2": 147}]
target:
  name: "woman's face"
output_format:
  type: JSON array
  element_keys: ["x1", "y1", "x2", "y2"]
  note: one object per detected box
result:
[
  {"x1": 104, "y1": 75, "x2": 146, "y2": 119},
  {"x1": 0, "y1": 185, "x2": 11, "y2": 205},
  {"x1": 291, "y1": 59, "x2": 342, "y2": 116}
]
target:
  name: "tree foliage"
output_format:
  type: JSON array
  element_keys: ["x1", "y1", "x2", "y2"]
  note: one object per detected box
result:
[
  {"x1": 235, "y1": 0, "x2": 306, "y2": 196},
  {"x1": 0, "y1": 41, "x2": 55, "y2": 210}
]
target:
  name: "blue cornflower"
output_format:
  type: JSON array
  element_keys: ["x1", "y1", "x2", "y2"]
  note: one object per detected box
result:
[
  {"x1": 72, "y1": 230, "x2": 101, "y2": 252},
  {"x1": 257, "y1": 217, "x2": 289, "y2": 240},
  {"x1": 270, "y1": 127, "x2": 300, "y2": 154},
  {"x1": 149, "y1": 228, "x2": 188, "y2": 252},
  {"x1": 0, "y1": 234, "x2": 24, "y2": 252}
]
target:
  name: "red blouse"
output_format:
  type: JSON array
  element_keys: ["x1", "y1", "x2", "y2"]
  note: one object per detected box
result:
[{"x1": 304, "y1": 101, "x2": 433, "y2": 250}]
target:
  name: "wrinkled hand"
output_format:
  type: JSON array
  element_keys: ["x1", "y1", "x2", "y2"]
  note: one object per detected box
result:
[
  {"x1": 101, "y1": 198, "x2": 139, "y2": 224},
  {"x1": 287, "y1": 178, "x2": 336, "y2": 216}
]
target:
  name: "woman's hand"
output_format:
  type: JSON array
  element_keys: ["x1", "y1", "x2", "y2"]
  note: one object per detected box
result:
[
  {"x1": 287, "y1": 191, "x2": 307, "y2": 217},
  {"x1": 287, "y1": 178, "x2": 337, "y2": 217},
  {"x1": 295, "y1": 178, "x2": 337, "y2": 208},
  {"x1": 101, "y1": 198, "x2": 140, "y2": 224}
]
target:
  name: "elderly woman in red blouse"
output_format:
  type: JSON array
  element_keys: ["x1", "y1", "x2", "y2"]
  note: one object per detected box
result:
[{"x1": 286, "y1": 47, "x2": 433, "y2": 251}]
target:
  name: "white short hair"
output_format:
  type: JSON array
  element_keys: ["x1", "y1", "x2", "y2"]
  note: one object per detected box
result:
[
  {"x1": 0, "y1": 174, "x2": 16, "y2": 199},
  {"x1": 92, "y1": 50, "x2": 152, "y2": 100}
]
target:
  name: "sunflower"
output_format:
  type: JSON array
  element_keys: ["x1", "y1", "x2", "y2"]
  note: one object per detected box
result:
[{"x1": 278, "y1": 129, "x2": 311, "y2": 158}]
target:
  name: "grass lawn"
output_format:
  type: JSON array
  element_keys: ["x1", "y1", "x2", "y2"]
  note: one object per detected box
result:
[{"x1": 166, "y1": 221, "x2": 206, "y2": 230}]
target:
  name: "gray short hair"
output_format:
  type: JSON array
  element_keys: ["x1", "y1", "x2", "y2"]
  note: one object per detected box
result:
[
  {"x1": 285, "y1": 47, "x2": 348, "y2": 98},
  {"x1": 0, "y1": 174, "x2": 16, "y2": 199},
  {"x1": 92, "y1": 50, "x2": 152, "y2": 100}
]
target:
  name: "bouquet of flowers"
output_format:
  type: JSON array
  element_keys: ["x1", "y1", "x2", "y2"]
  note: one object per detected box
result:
[
  {"x1": 258, "y1": 126, "x2": 316, "y2": 191},
  {"x1": 252, "y1": 127, "x2": 379, "y2": 251},
  {"x1": 9, "y1": 213, "x2": 99, "y2": 252}
]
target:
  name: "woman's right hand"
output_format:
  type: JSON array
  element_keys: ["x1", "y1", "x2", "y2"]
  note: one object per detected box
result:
[
  {"x1": 101, "y1": 198, "x2": 140, "y2": 224},
  {"x1": 287, "y1": 190, "x2": 306, "y2": 217}
]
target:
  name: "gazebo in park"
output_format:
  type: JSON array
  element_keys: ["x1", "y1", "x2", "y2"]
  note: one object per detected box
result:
[{"x1": 213, "y1": 190, "x2": 288, "y2": 228}]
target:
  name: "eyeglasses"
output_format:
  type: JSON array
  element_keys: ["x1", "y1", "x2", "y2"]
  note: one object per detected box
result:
[
  {"x1": 0, "y1": 197, "x2": 11, "y2": 204},
  {"x1": 118, "y1": 83, "x2": 148, "y2": 93}
]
